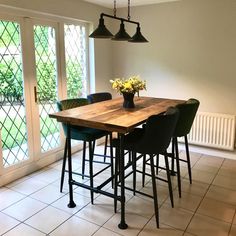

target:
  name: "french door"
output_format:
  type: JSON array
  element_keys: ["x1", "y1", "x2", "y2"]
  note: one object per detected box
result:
[
  {"x1": 0, "y1": 16, "x2": 29, "y2": 169},
  {"x1": 0, "y1": 13, "x2": 89, "y2": 182},
  {"x1": 0, "y1": 17, "x2": 63, "y2": 172},
  {"x1": 30, "y1": 20, "x2": 62, "y2": 159}
]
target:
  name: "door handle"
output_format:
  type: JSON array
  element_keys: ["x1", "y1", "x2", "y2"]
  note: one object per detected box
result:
[{"x1": 34, "y1": 86, "x2": 38, "y2": 103}]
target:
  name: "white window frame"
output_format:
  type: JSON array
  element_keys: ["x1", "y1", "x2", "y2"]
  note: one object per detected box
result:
[{"x1": 0, "y1": 6, "x2": 92, "y2": 185}]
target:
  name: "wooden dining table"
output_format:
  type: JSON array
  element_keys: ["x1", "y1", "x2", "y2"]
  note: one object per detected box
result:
[{"x1": 49, "y1": 96, "x2": 184, "y2": 229}]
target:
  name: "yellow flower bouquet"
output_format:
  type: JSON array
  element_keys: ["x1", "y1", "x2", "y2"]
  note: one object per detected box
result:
[
  {"x1": 110, "y1": 76, "x2": 146, "y2": 95},
  {"x1": 110, "y1": 76, "x2": 146, "y2": 108}
]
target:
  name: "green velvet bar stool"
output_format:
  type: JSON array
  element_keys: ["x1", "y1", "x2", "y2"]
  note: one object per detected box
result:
[
  {"x1": 87, "y1": 92, "x2": 112, "y2": 104},
  {"x1": 113, "y1": 107, "x2": 179, "y2": 228},
  {"x1": 141, "y1": 99, "x2": 199, "y2": 199},
  {"x1": 57, "y1": 98, "x2": 111, "y2": 204},
  {"x1": 170, "y1": 98, "x2": 200, "y2": 197},
  {"x1": 87, "y1": 92, "x2": 112, "y2": 163}
]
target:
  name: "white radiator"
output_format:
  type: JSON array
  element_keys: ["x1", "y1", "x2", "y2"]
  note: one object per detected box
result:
[{"x1": 185, "y1": 112, "x2": 236, "y2": 151}]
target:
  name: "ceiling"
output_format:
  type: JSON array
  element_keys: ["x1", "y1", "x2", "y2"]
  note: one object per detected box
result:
[{"x1": 83, "y1": 0, "x2": 181, "y2": 8}]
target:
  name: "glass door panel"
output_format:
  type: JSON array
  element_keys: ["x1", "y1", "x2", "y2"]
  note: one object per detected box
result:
[
  {"x1": 33, "y1": 24, "x2": 60, "y2": 153},
  {"x1": 0, "y1": 14, "x2": 90, "y2": 184},
  {"x1": 0, "y1": 20, "x2": 29, "y2": 168},
  {"x1": 64, "y1": 23, "x2": 88, "y2": 146},
  {"x1": 64, "y1": 24, "x2": 87, "y2": 98}
]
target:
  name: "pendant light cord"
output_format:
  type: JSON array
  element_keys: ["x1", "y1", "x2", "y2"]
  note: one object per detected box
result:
[
  {"x1": 128, "y1": 0, "x2": 131, "y2": 21},
  {"x1": 114, "y1": 0, "x2": 131, "y2": 21},
  {"x1": 90, "y1": 0, "x2": 148, "y2": 42},
  {"x1": 113, "y1": 0, "x2": 117, "y2": 17}
]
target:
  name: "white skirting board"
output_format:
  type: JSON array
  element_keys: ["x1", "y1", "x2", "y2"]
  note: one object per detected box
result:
[{"x1": 178, "y1": 142, "x2": 236, "y2": 161}]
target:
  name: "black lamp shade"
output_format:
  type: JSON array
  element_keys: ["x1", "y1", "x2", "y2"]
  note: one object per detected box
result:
[
  {"x1": 129, "y1": 26, "x2": 148, "y2": 43},
  {"x1": 89, "y1": 17, "x2": 113, "y2": 38},
  {"x1": 112, "y1": 21, "x2": 131, "y2": 41}
]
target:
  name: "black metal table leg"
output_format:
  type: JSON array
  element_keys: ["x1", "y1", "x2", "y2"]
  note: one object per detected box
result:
[
  {"x1": 67, "y1": 124, "x2": 76, "y2": 208},
  {"x1": 118, "y1": 134, "x2": 128, "y2": 229}
]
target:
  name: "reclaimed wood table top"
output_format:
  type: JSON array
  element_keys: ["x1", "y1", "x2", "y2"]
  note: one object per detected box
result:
[{"x1": 49, "y1": 96, "x2": 185, "y2": 134}]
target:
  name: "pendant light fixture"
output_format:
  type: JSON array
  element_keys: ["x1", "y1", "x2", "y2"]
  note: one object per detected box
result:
[
  {"x1": 89, "y1": 0, "x2": 148, "y2": 43},
  {"x1": 89, "y1": 17, "x2": 113, "y2": 38},
  {"x1": 112, "y1": 20, "x2": 131, "y2": 41}
]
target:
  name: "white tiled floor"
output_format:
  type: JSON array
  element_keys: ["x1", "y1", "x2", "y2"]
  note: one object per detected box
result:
[{"x1": 0, "y1": 147, "x2": 236, "y2": 236}]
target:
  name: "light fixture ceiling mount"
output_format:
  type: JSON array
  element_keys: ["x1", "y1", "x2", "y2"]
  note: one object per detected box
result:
[{"x1": 89, "y1": 0, "x2": 148, "y2": 43}]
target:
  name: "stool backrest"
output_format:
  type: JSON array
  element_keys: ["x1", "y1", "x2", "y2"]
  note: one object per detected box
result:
[
  {"x1": 87, "y1": 92, "x2": 112, "y2": 104},
  {"x1": 57, "y1": 98, "x2": 89, "y2": 135},
  {"x1": 174, "y1": 98, "x2": 200, "y2": 137},
  {"x1": 136, "y1": 107, "x2": 179, "y2": 154},
  {"x1": 57, "y1": 98, "x2": 88, "y2": 111}
]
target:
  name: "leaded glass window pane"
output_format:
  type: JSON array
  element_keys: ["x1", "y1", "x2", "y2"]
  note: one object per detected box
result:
[
  {"x1": 0, "y1": 20, "x2": 29, "y2": 167},
  {"x1": 64, "y1": 24, "x2": 87, "y2": 98},
  {"x1": 34, "y1": 25, "x2": 60, "y2": 153}
]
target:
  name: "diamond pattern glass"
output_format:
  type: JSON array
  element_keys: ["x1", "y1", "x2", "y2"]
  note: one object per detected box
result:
[
  {"x1": 64, "y1": 24, "x2": 87, "y2": 98},
  {"x1": 0, "y1": 20, "x2": 29, "y2": 167},
  {"x1": 34, "y1": 25, "x2": 60, "y2": 153}
]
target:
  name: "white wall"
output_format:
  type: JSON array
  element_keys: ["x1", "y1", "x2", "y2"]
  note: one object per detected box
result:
[
  {"x1": 0, "y1": 0, "x2": 115, "y2": 185},
  {"x1": 0, "y1": 0, "x2": 114, "y2": 94},
  {"x1": 1, "y1": 0, "x2": 236, "y2": 155},
  {"x1": 113, "y1": 0, "x2": 236, "y2": 115},
  {"x1": 1, "y1": 0, "x2": 235, "y2": 113}
]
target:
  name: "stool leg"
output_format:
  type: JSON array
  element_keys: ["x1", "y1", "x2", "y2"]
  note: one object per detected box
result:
[
  {"x1": 156, "y1": 154, "x2": 159, "y2": 174},
  {"x1": 128, "y1": 151, "x2": 132, "y2": 163},
  {"x1": 82, "y1": 141, "x2": 86, "y2": 179},
  {"x1": 60, "y1": 139, "x2": 67, "y2": 193},
  {"x1": 89, "y1": 141, "x2": 94, "y2": 204},
  {"x1": 104, "y1": 135, "x2": 108, "y2": 162},
  {"x1": 171, "y1": 138, "x2": 176, "y2": 176},
  {"x1": 132, "y1": 151, "x2": 137, "y2": 195},
  {"x1": 142, "y1": 154, "x2": 146, "y2": 187},
  {"x1": 150, "y1": 154, "x2": 159, "y2": 228},
  {"x1": 185, "y1": 135, "x2": 192, "y2": 184},
  {"x1": 174, "y1": 137, "x2": 181, "y2": 198},
  {"x1": 92, "y1": 140, "x2": 96, "y2": 153},
  {"x1": 164, "y1": 152, "x2": 174, "y2": 207},
  {"x1": 109, "y1": 134, "x2": 114, "y2": 188}
]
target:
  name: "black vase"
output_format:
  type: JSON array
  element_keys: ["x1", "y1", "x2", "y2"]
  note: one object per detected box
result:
[{"x1": 122, "y1": 92, "x2": 135, "y2": 108}]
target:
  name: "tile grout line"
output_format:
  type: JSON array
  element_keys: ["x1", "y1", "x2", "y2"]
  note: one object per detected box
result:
[
  {"x1": 1, "y1": 176, "x2": 90, "y2": 235},
  {"x1": 1, "y1": 151, "x2": 235, "y2": 236},
  {"x1": 228, "y1": 203, "x2": 236, "y2": 235},
  {"x1": 182, "y1": 157, "x2": 229, "y2": 235},
  {"x1": 47, "y1": 191, "x2": 95, "y2": 235}
]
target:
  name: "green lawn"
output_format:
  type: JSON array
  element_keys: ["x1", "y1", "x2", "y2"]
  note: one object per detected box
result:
[{"x1": 1, "y1": 116, "x2": 59, "y2": 150}]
